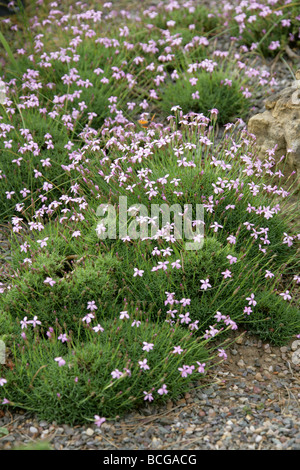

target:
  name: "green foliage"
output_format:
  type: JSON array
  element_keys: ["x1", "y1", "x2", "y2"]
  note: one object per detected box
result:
[
  {"x1": 0, "y1": 109, "x2": 79, "y2": 220},
  {"x1": 1, "y1": 251, "x2": 121, "y2": 333},
  {"x1": 14, "y1": 442, "x2": 53, "y2": 451},
  {"x1": 0, "y1": 0, "x2": 299, "y2": 427},
  {"x1": 229, "y1": 2, "x2": 300, "y2": 57},
  {"x1": 1, "y1": 319, "x2": 209, "y2": 423},
  {"x1": 149, "y1": 4, "x2": 221, "y2": 44},
  {"x1": 0, "y1": 39, "x2": 134, "y2": 221},
  {"x1": 0, "y1": 427, "x2": 9, "y2": 437},
  {"x1": 243, "y1": 291, "x2": 300, "y2": 345}
]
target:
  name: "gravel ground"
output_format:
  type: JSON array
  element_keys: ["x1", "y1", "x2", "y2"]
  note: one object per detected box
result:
[{"x1": 0, "y1": 331, "x2": 299, "y2": 450}]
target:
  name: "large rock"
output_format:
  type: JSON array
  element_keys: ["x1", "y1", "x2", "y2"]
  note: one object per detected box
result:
[{"x1": 248, "y1": 70, "x2": 300, "y2": 178}]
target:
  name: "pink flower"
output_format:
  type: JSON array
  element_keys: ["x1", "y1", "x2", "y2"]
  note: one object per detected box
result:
[
  {"x1": 246, "y1": 293, "x2": 257, "y2": 306},
  {"x1": 210, "y1": 108, "x2": 219, "y2": 117},
  {"x1": 165, "y1": 292, "x2": 176, "y2": 306},
  {"x1": 280, "y1": 291, "x2": 292, "y2": 301},
  {"x1": 221, "y1": 269, "x2": 232, "y2": 279},
  {"x1": 244, "y1": 306, "x2": 252, "y2": 315},
  {"x1": 214, "y1": 311, "x2": 225, "y2": 322},
  {"x1": 37, "y1": 237, "x2": 48, "y2": 248},
  {"x1": 139, "y1": 359, "x2": 150, "y2": 371},
  {"x1": 72, "y1": 230, "x2": 81, "y2": 238},
  {"x1": 178, "y1": 366, "x2": 189, "y2": 378},
  {"x1": 123, "y1": 368, "x2": 131, "y2": 377},
  {"x1": 143, "y1": 391, "x2": 154, "y2": 401},
  {"x1": 189, "y1": 320, "x2": 199, "y2": 331},
  {"x1": 171, "y1": 259, "x2": 181, "y2": 269},
  {"x1": 227, "y1": 235, "x2": 236, "y2": 244},
  {"x1": 93, "y1": 324, "x2": 104, "y2": 333},
  {"x1": 227, "y1": 255, "x2": 237, "y2": 265},
  {"x1": 265, "y1": 270, "x2": 274, "y2": 279},
  {"x1": 172, "y1": 346, "x2": 183, "y2": 355},
  {"x1": 44, "y1": 277, "x2": 56, "y2": 286},
  {"x1": 111, "y1": 369, "x2": 123, "y2": 379},
  {"x1": 293, "y1": 275, "x2": 300, "y2": 284},
  {"x1": 189, "y1": 77, "x2": 198, "y2": 86},
  {"x1": 142, "y1": 342, "x2": 154, "y2": 352},
  {"x1": 204, "y1": 326, "x2": 219, "y2": 338},
  {"x1": 55, "y1": 357, "x2": 66, "y2": 367},
  {"x1": 157, "y1": 384, "x2": 168, "y2": 395},
  {"x1": 200, "y1": 279, "x2": 211, "y2": 290},
  {"x1": 210, "y1": 222, "x2": 223, "y2": 232},
  {"x1": 157, "y1": 261, "x2": 169, "y2": 271},
  {"x1": 225, "y1": 318, "x2": 238, "y2": 330},
  {"x1": 58, "y1": 334, "x2": 68, "y2": 343},
  {"x1": 29, "y1": 316, "x2": 41, "y2": 328},
  {"x1": 0, "y1": 378, "x2": 7, "y2": 386},
  {"x1": 283, "y1": 233, "x2": 293, "y2": 247},
  {"x1": 269, "y1": 40, "x2": 280, "y2": 50},
  {"x1": 218, "y1": 349, "x2": 227, "y2": 360},
  {"x1": 20, "y1": 316, "x2": 29, "y2": 329},
  {"x1": 119, "y1": 311, "x2": 129, "y2": 320},
  {"x1": 133, "y1": 268, "x2": 144, "y2": 277},
  {"x1": 87, "y1": 301, "x2": 97, "y2": 311},
  {"x1": 180, "y1": 298, "x2": 191, "y2": 307},
  {"x1": 82, "y1": 313, "x2": 95, "y2": 324},
  {"x1": 178, "y1": 365, "x2": 194, "y2": 377},
  {"x1": 196, "y1": 362, "x2": 206, "y2": 373},
  {"x1": 179, "y1": 312, "x2": 191, "y2": 324}
]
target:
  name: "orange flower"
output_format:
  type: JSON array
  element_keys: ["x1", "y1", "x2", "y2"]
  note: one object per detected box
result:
[{"x1": 138, "y1": 114, "x2": 155, "y2": 128}]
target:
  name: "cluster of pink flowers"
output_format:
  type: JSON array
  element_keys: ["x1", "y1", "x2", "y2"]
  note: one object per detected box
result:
[{"x1": 0, "y1": 0, "x2": 299, "y2": 424}]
